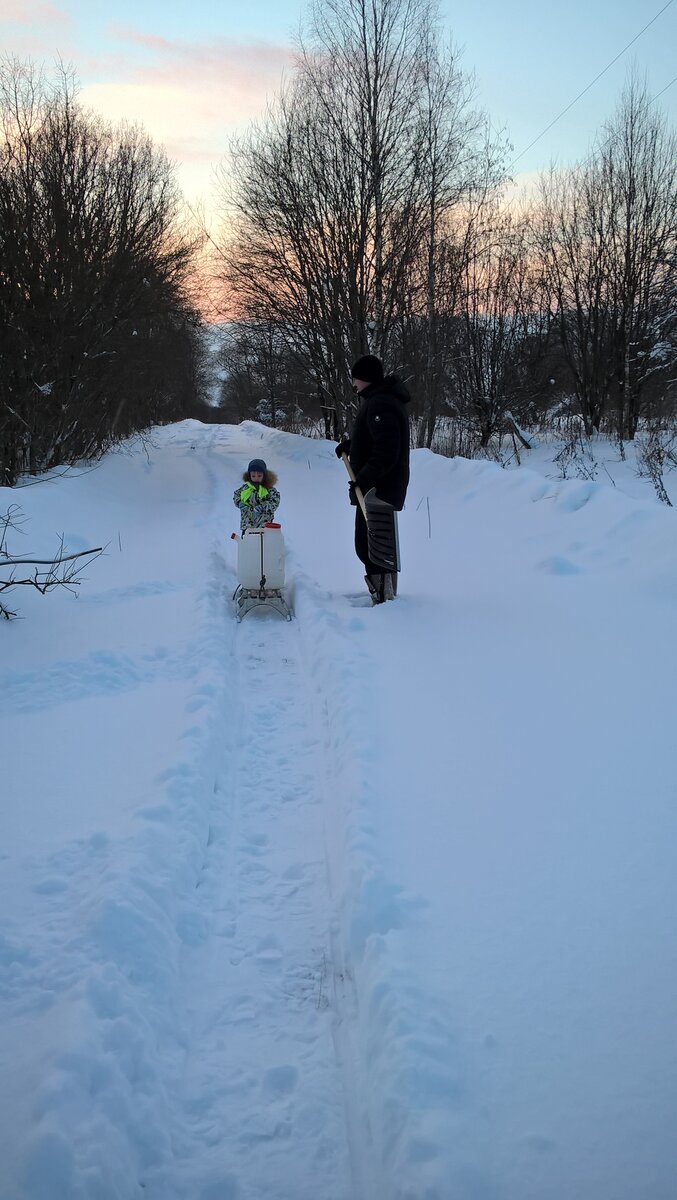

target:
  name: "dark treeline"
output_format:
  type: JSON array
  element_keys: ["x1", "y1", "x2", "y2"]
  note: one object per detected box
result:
[
  {"x1": 0, "y1": 59, "x2": 205, "y2": 486},
  {"x1": 2, "y1": 2, "x2": 676, "y2": 486},
  {"x1": 213, "y1": 0, "x2": 677, "y2": 451}
]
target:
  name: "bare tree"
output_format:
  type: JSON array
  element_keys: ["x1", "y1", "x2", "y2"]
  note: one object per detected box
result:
[
  {"x1": 536, "y1": 160, "x2": 617, "y2": 436},
  {"x1": 300, "y1": 0, "x2": 433, "y2": 357},
  {"x1": 214, "y1": 0, "x2": 495, "y2": 434},
  {"x1": 535, "y1": 72, "x2": 677, "y2": 440},
  {"x1": 411, "y1": 32, "x2": 504, "y2": 447},
  {"x1": 216, "y1": 320, "x2": 317, "y2": 429},
  {"x1": 636, "y1": 428, "x2": 675, "y2": 505},
  {"x1": 602, "y1": 73, "x2": 677, "y2": 438},
  {"x1": 219, "y1": 79, "x2": 358, "y2": 424},
  {"x1": 0, "y1": 505, "x2": 102, "y2": 619},
  {"x1": 0, "y1": 57, "x2": 203, "y2": 485},
  {"x1": 450, "y1": 204, "x2": 544, "y2": 446}
]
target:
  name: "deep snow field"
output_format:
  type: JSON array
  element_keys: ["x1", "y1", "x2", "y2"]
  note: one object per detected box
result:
[{"x1": 2, "y1": 420, "x2": 677, "y2": 1200}]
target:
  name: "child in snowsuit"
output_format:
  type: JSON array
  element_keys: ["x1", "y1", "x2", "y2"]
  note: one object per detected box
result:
[{"x1": 234, "y1": 458, "x2": 280, "y2": 533}]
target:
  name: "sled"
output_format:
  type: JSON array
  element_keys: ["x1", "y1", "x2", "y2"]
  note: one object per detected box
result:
[
  {"x1": 340, "y1": 453, "x2": 400, "y2": 572},
  {"x1": 232, "y1": 524, "x2": 293, "y2": 622}
]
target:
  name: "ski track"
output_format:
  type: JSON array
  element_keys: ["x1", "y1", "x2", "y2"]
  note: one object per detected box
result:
[{"x1": 166, "y1": 440, "x2": 356, "y2": 1199}]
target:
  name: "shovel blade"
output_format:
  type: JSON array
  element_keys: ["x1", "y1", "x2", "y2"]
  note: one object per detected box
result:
[{"x1": 363, "y1": 488, "x2": 400, "y2": 572}]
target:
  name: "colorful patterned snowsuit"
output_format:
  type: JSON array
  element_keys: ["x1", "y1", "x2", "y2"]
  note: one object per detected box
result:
[{"x1": 233, "y1": 477, "x2": 280, "y2": 533}]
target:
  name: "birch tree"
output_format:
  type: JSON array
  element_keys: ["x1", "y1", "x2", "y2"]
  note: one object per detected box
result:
[{"x1": 216, "y1": 0, "x2": 495, "y2": 432}]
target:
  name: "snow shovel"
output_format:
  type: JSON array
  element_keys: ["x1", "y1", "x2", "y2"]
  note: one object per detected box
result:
[{"x1": 340, "y1": 453, "x2": 400, "y2": 573}]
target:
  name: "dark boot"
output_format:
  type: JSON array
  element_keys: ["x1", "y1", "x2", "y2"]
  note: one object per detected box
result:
[{"x1": 365, "y1": 574, "x2": 385, "y2": 603}]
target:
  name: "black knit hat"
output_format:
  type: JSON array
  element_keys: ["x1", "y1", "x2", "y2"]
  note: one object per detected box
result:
[
  {"x1": 351, "y1": 354, "x2": 384, "y2": 385},
  {"x1": 247, "y1": 458, "x2": 267, "y2": 474}
]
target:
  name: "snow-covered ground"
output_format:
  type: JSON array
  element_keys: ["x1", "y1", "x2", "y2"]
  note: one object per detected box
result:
[
  {"x1": 2, "y1": 421, "x2": 677, "y2": 1200},
  {"x1": 504, "y1": 423, "x2": 677, "y2": 505}
]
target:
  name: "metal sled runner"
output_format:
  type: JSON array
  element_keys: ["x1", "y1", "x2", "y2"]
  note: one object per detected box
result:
[{"x1": 232, "y1": 524, "x2": 293, "y2": 622}]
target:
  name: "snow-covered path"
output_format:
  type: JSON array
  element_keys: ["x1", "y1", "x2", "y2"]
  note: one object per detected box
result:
[
  {"x1": 0, "y1": 425, "x2": 356, "y2": 1199},
  {"x1": 3, "y1": 420, "x2": 677, "y2": 1200},
  {"x1": 169, "y1": 566, "x2": 354, "y2": 1197}
]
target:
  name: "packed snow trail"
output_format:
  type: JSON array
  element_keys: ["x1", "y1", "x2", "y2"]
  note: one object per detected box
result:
[
  {"x1": 3, "y1": 420, "x2": 677, "y2": 1199},
  {"x1": 0, "y1": 425, "x2": 361, "y2": 1199},
  {"x1": 165, "y1": 440, "x2": 358, "y2": 1197},
  {"x1": 168, "y1": 615, "x2": 352, "y2": 1197}
]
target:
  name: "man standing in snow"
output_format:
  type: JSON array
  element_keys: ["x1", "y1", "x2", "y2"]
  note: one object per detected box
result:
[{"x1": 335, "y1": 354, "x2": 411, "y2": 603}]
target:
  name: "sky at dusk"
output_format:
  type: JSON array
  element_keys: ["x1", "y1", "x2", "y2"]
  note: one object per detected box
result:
[{"x1": 1, "y1": 0, "x2": 676, "y2": 211}]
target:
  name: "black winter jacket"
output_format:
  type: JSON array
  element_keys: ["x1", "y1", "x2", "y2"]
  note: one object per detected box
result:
[{"x1": 349, "y1": 376, "x2": 411, "y2": 510}]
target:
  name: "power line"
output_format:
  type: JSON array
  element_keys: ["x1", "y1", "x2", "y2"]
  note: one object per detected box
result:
[
  {"x1": 510, "y1": 71, "x2": 677, "y2": 206},
  {"x1": 651, "y1": 72, "x2": 677, "y2": 102},
  {"x1": 566, "y1": 71, "x2": 677, "y2": 181},
  {"x1": 509, "y1": 0, "x2": 675, "y2": 170}
]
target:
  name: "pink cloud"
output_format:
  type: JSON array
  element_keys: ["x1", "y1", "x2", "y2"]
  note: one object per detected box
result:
[
  {"x1": 0, "y1": 0, "x2": 71, "y2": 26},
  {"x1": 1, "y1": 15, "x2": 294, "y2": 210},
  {"x1": 107, "y1": 26, "x2": 175, "y2": 54},
  {"x1": 77, "y1": 26, "x2": 295, "y2": 178},
  {"x1": 103, "y1": 23, "x2": 294, "y2": 96}
]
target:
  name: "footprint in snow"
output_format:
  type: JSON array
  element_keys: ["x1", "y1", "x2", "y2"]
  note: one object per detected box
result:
[
  {"x1": 254, "y1": 937, "x2": 283, "y2": 967},
  {"x1": 555, "y1": 480, "x2": 597, "y2": 511},
  {"x1": 199, "y1": 1178, "x2": 240, "y2": 1200},
  {"x1": 33, "y1": 878, "x2": 69, "y2": 895},
  {"x1": 538, "y1": 555, "x2": 582, "y2": 576},
  {"x1": 282, "y1": 864, "x2": 306, "y2": 881},
  {"x1": 262, "y1": 1065, "x2": 298, "y2": 1099}
]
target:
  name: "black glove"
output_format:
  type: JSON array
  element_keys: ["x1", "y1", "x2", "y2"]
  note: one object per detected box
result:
[
  {"x1": 335, "y1": 438, "x2": 351, "y2": 459},
  {"x1": 348, "y1": 481, "x2": 359, "y2": 506}
]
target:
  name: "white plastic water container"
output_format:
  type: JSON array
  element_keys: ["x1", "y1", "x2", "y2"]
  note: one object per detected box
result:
[{"x1": 237, "y1": 525, "x2": 285, "y2": 590}]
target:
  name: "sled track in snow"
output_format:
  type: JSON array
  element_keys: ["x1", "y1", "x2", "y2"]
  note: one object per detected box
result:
[{"x1": 167, "y1": 444, "x2": 371, "y2": 1200}]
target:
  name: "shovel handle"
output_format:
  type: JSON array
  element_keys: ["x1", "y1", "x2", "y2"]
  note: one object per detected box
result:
[{"x1": 340, "y1": 452, "x2": 368, "y2": 520}]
